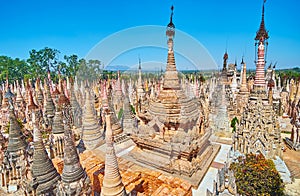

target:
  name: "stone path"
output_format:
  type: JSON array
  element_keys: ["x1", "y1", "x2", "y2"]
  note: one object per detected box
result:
[
  {"x1": 283, "y1": 145, "x2": 300, "y2": 179},
  {"x1": 192, "y1": 143, "x2": 231, "y2": 195}
]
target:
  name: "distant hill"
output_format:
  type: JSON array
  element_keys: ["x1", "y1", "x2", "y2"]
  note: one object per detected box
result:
[
  {"x1": 104, "y1": 65, "x2": 130, "y2": 71},
  {"x1": 279, "y1": 67, "x2": 300, "y2": 72}
]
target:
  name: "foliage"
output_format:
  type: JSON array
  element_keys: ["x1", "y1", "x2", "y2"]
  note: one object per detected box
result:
[
  {"x1": 63, "y1": 54, "x2": 80, "y2": 77},
  {"x1": 231, "y1": 116, "x2": 239, "y2": 133},
  {"x1": 118, "y1": 108, "x2": 124, "y2": 120},
  {"x1": 130, "y1": 104, "x2": 136, "y2": 115},
  {"x1": 27, "y1": 47, "x2": 60, "y2": 79},
  {"x1": 0, "y1": 47, "x2": 102, "y2": 84},
  {"x1": 230, "y1": 153, "x2": 284, "y2": 196},
  {"x1": 76, "y1": 59, "x2": 102, "y2": 82},
  {"x1": 0, "y1": 56, "x2": 29, "y2": 82}
]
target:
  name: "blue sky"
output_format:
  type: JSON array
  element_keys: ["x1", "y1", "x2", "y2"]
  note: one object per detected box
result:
[{"x1": 0, "y1": 0, "x2": 299, "y2": 70}]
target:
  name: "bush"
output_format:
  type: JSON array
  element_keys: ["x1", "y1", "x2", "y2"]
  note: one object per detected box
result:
[{"x1": 230, "y1": 153, "x2": 284, "y2": 196}]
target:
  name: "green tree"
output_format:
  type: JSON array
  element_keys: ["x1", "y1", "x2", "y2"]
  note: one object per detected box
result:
[
  {"x1": 0, "y1": 56, "x2": 29, "y2": 82},
  {"x1": 27, "y1": 47, "x2": 60, "y2": 79},
  {"x1": 230, "y1": 153, "x2": 284, "y2": 196},
  {"x1": 231, "y1": 116, "x2": 239, "y2": 133},
  {"x1": 76, "y1": 59, "x2": 101, "y2": 82},
  {"x1": 63, "y1": 54, "x2": 80, "y2": 77}
]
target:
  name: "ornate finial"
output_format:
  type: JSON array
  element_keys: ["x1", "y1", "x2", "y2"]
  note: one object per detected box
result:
[
  {"x1": 223, "y1": 51, "x2": 228, "y2": 61},
  {"x1": 241, "y1": 57, "x2": 245, "y2": 65},
  {"x1": 27, "y1": 90, "x2": 38, "y2": 111},
  {"x1": 138, "y1": 55, "x2": 141, "y2": 70},
  {"x1": 255, "y1": 0, "x2": 269, "y2": 41},
  {"x1": 167, "y1": 5, "x2": 175, "y2": 28}
]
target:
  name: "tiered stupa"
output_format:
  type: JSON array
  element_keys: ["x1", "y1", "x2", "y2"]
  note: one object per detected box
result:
[
  {"x1": 107, "y1": 83, "x2": 123, "y2": 136},
  {"x1": 221, "y1": 52, "x2": 229, "y2": 83},
  {"x1": 70, "y1": 77, "x2": 82, "y2": 128},
  {"x1": 113, "y1": 71, "x2": 124, "y2": 116},
  {"x1": 236, "y1": 58, "x2": 250, "y2": 115},
  {"x1": 0, "y1": 105, "x2": 29, "y2": 193},
  {"x1": 59, "y1": 118, "x2": 91, "y2": 195},
  {"x1": 101, "y1": 113, "x2": 127, "y2": 196},
  {"x1": 43, "y1": 79, "x2": 55, "y2": 127},
  {"x1": 130, "y1": 6, "x2": 219, "y2": 185},
  {"x1": 81, "y1": 88, "x2": 104, "y2": 150},
  {"x1": 50, "y1": 107, "x2": 65, "y2": 159},
  {"x1": 122, "y1": 91, "x2": 136, "y2": 135},
  {"x1": 31, "y1": 107, "x2": 61, "y2": 194},
  {"x1": 233, "y1": 1, "x2": 282, "y2": 159}
]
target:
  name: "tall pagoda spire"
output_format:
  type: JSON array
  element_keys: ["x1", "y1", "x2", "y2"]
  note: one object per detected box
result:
[
  {"x1": 31, "y1": 109, "x2": 61, "y2": 194},
  {"x1": 59, "y1": 114, "x2": 91, "y2": 195},
  {"x1": 240, "y1": 58, "x2": 248, "y2": 93},
  {"x1": 254, "y1": 0, "x2": 269, "y2": 89},
  {"x1": 101, "y1": 113, "x2": 126, "y2": 196},
  {"x1": 6, "y1": 105, "x2": 27, "y2": 153},
  {"x1": 255, "y1": 1, "x2": 269, "y2": 41},
  {"x1": 138, "y1": 57, "x2": 142, "y2": 85},
  {"x1": 223, "y1": 51, "x2": 228, "y2": 71},
  {"x1": 163, "y1": 5, "x2": 180, "y2": 90}
]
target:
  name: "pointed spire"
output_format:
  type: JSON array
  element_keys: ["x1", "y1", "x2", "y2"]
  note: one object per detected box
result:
[
  {"x1": 27, "y1": 89, "x2": 38, "y2": 111},
  {"x1": 254, "y1": 1, "x2": 268, "y2": 89},
  {"x1": 81, "y1": 88, "x2": 104, "y2": 150},
  {"x1": 6, "y1": 107, "x2": 27, "y2": 153},
  {"x1": 164, "y1": 5, "x2": 180, "y2": 90},
  {"x1": 223, "y1": 51, "x2": 228, "y2": 71},
  {"x1": 138, "y1": 56, "x2": 141, "y2": 70},
  {"x1": 31, "y1": 111, "x2": 61, "y2": 195},
  {"x1": 61, "y1": 124, "x2": 85, "y2": 183},
  {"x1": 44, "y1": 78, "x2": 55, "y2": 115},
  {"x1": 255, "y1": 1, "x2": 269, "y2": 41},
  {"x1": 240, "y1": 58, "x2": 248, "y2": 93},
  {"x1": 70, "y1": 77, "x2": 82, "y2": 128},
  {"x1": 101, "y1": 113, "x2": 126, "y2": 196},
  {"x1": 167, "y1": 5, "x2": 175, "y2": 28}
]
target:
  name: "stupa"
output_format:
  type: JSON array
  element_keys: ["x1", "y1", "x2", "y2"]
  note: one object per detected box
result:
[
  {"x1": 0, "y1": 104, "x2": 29, "y2": 193},
  {"x1": 233, "y1": 1, "x2": 282, "y2": 159},
  {"x1": 31, "y1": 97, "x2": 61, "y2": 195},
  {"x1": 101, "y1": 113, "x2": 127, "y2": 196},
  {"x1": 235, "y1": 58, "x2": 250, "y2": 116},
  {"x1": 130, "y1": 6, "x2": 220, "y2": 186},
  {"x1": 58, "y1": 114, "x2": 91, "y2": 195},
  {"x1": 81, "y1": 88, "x2": 104, "y2": 150},
  {"x1": 43, "y1": 79, "x2": 55, "y2": 128}
]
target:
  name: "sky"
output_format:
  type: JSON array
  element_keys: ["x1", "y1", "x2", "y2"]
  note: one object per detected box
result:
[{"x1": 0, "y1": 0, "x2": 300, "y2": 70}]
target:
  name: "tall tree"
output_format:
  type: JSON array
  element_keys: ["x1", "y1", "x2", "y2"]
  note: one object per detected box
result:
[
  {"x1": 27, "y1": 47, "x2": 60, "y2": 79},
  {"x1": 63, "y1": 54, "x2": 80, "y2": 77},
  {"x1": 0, "y1": 56, "x2": 29, "y2": 83},
  {"x1": 76, "y1": 59, "x2": 101, "y2": 82}
]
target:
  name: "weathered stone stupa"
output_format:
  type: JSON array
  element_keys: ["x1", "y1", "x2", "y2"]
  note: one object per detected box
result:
[
  {"x1": 0, "y1": 105, "x2": 29, "y2": 193},
  {"x1": 101, "y1": 113, "x2": 127, "y2": 196},
  {"x1": 233, "y1": 2, "x2": 282, "y2": 159},
  {"x1": 236, "y1": 58, "x2": 250, "y2": 115},
  {"x1": 43, "y1": 79, "x2": 55, "y2": 127},
  {"x1": 81, "y1": 88, "x2": 104, "y2": 150},
  {"x1": 70, "y1": 77, "x2": 82, "y2": 128},
  {"x1": 130, "y1": 6, "x2": 220, "y2": 186},
  {"x1": 59, "y1": 116, "x2": 91, "y2": 195},
  {"x1": 31, "y1": 110, "x2": 61, "y2": 195},
  {"x1": 122, "y1": 91, "x2": 136, "y2": 135}
]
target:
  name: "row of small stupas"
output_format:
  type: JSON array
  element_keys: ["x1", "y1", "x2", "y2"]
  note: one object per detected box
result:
[
  {"x1": 208, "y1": 2, "x2": 293, "y2": 195},
  {"x1": 0, "y1": 6, "x2": 215, "y2": 195}
]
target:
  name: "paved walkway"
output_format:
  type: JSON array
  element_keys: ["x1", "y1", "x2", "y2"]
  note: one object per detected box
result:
[
  {"x1": 283, "y1": 144, "x2": 300, "y2": 179},
  {"x1": 192, "y1": 143, "x2": 231, "y2": 195}
]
